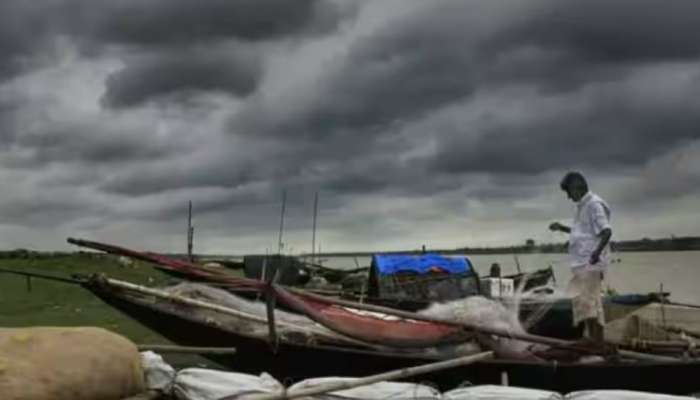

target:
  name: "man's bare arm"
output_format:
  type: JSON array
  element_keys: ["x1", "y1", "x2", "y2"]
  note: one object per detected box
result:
[
  {"x1": 549, "y1": 222, "x2": 571, "y2": 233},
  {"x1": 590, "y1": 228, "x2": 612, "y2": 264}
]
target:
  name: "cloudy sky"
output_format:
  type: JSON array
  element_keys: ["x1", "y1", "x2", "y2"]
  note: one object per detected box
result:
[{"x1": 1, "y1": 0, "x2": 699, "y2": 254}]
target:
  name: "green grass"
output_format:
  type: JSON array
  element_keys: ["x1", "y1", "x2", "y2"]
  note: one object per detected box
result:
[
  {"x1": 0, "y1": 254, "x2": 175, "y2": 340},
  {"x1": 0, "y1": 253, "x2": 221, "y2": 367}
]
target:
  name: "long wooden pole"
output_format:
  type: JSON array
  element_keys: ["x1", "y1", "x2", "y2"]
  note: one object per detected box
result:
[
  {"x1": 0, "y1": 267, "x2": 84, "y2": 285},
  {"x1": 618, "y1": 350, "x2": 680, "y2": 362},
  {"x1": 663, "y1": 325, "x2": 700, "y2": 339},
  {"x1": 136, "y1": 344, "x2": 237, "y2": 355},
  {"x1": 228, "y1": 351, "x2": 494, "y2": 400}
]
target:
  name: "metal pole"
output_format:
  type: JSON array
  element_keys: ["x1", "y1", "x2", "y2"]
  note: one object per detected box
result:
[
  {"x1": 278, "y1": 191, "x2": 287, "y2": 255},
  {"x1": 187, "y1": 201, "x2": 194, "y2": 262},
  {"x1": 311, "y1": 191, "x2": 318, "y2": 265}
]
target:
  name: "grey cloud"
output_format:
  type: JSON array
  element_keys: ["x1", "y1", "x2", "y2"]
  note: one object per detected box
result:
[
  {"x1": 474, "y1": 0, "x2": 700, "y2": 94},
  {"x1": 0, "y1": 0, "x2": 347, "y2": 86},
  {"x1": 3, "y1": 0, "x2": 700, "y2": 252},
  {"x1": 100, "y1": 161, "x2": 257, "y2": 196},
  {"x1": 76, "y1": 0, "x2": 342, "y2": 46},
  {"x1": 0, "y1": 188, "x2": 107, "y2": 228},
  {"x1": 234, "y1": 0, "x2": 700, "y2": 143},
  {"x1": 0, "y1": 98, "x2": 19, "y2": 144},
  {"x1": 102, "y1": 46, "x2": 261, "y2": 108},
  {"x1": 0, "y1": 1, "x2": 62, "y2": 82},
  {"x1": 618, "y1": 140, "x2": 700, "y2": 204},
  {"x1": 493, "y1": 0, "x2": 700, "y2": 64},
  {"x1": 431, "y1": 85, "x2": 700, "y2": 175},
  {"x1": 17, "y1": 128, "x2": 177, "y2": 165},
  {"x1": 232, "y1": 4, "x2": 482, "y2": 138}
]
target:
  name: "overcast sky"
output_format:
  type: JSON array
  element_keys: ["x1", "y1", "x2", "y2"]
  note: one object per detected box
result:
[{"x1": 1, "y1": 0, "x2": 699, "y2": 254}]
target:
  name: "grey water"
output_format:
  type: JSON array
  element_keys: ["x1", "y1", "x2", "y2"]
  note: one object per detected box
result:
[{"x1": 317, "y1": 251, "x2": 700, "y2": 306}]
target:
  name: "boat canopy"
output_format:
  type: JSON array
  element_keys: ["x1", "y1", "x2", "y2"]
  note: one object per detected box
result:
[{"x1": 371, "y1": 253, "x2": 472, "y2": 276}]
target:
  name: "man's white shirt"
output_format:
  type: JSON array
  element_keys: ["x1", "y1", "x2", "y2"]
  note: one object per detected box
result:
[{"x1": 569, "y1": 192, "x2": 612, "y2": 271}]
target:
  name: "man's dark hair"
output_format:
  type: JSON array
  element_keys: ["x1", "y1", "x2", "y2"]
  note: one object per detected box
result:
[{"x1": 560, "y1": 171, "x2": 588, "y2": 192}]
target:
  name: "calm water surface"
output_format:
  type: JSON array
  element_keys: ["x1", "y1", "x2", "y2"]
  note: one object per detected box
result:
[{"x1": 317, "y1": 251, "x2": 700, "y2": 305}]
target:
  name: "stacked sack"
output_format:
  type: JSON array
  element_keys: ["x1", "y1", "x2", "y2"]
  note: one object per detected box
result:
[{"x1": 142, "y1": 353, "x2": 697, "y2": 400}]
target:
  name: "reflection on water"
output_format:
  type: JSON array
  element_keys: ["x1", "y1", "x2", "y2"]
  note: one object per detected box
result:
[{"x1": 318, "y1": 251, "x2": 700, "y2": 305}]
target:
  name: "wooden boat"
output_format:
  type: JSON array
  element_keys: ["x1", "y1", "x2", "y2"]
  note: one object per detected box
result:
[
  {"x1": 2, "y1": 259, "x2": 699, "y2": 396},
  {"x1": 67, "y1": 237, "x2": 685, "y2": 341},
  {"x1": 81, "y1": 275, "x2": 700, "y2": 395}
]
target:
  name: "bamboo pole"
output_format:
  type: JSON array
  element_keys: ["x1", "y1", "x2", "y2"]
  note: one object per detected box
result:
[
  {"x1": 0, "y1": 267, "x2": 84, "y2": 285},
  {"x1": 663, "y1": 301, "x2": 700, "y2": 310},
  {"x1": 136, "y1": 344, "x2": 238, "y2": 355},
  {"x1": 230, "y1": 351, "x2": 494, "y2": 400},
  {"x1": 618, "y1": 350, "x2": 681, "y2": 362},
  {"x1": 663, "y1": 325, "x2": 700, "y2": 339}
]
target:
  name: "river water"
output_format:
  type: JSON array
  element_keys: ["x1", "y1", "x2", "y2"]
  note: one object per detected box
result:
[{"x1": 316, "y1": 251, "x2": 700, "y2": 305}]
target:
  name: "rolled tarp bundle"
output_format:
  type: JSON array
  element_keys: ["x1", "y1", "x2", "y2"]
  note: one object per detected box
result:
[{"x1": 0, "y1": 327, "x2": 145, "y2": 400}]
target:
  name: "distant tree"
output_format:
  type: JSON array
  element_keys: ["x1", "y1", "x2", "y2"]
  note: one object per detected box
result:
[{"x1": 525, "y1": 239, "x2": 536, "y2": 248}]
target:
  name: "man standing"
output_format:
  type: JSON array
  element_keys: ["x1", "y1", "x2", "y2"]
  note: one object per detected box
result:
[{"x1": 549, "y1": 172, "x2": 612, "y2": 343}]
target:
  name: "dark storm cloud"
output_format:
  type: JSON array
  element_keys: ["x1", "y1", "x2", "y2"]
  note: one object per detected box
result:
[
  {"x1": 235, "y1": 0, "x2": 700, "y2": 142},
  {"x1": 3, "y1": 0, "x2": 700, "y2": 250},
  {"x1": 493, "y1": 0, "x2": 700, "y2": 64},
  {"x1": 0, "y1": 193, "x2": 102, "y2": 227},
  {"x1": 76, "y1": 0, "x2": 341, "y2": 46},
  {"x1": 432, "y1": 91, "x2": 700, "y2": 174},
  {"x1": 232, "y1": 4, "x2": 482, "y2": 138},
  {"x1": 61, "y1": 0, "x2": 700, "y2": 199},
  {"x1": 0, "y1": 1, "x2": 62, "y2": 82},
  {"x1": 18, "y1": 130, "x2": 177, "y2": 165},
  {"x1": 100, "y1": 161, "x2": 257, "y2": 196},
  {"x1": 0, "y1": 0, "x2": 346, "y2": 90},
  {"x1": 88, "y1": 0, "x2": 347, "y2": 108},
  {"x1": 5, "y1": 114, "x2": 187, "y2": 168},
  {"x1": 480, "y1": 0, "x2": 700, "y2": 92},
  {"x1": 102, "y1": 46, "x2": 261, "y2": 108},
  {"x1": 0, "y1": 98, "x2": 19, "y2": 144}
]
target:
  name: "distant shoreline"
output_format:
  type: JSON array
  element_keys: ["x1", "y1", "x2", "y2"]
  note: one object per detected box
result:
[
  {"x1": 302, "y1": 236, "x2": 700, "y2": 258},
  {"x1": 1, "y1": 235, "x2": 698, "y2": 259}
]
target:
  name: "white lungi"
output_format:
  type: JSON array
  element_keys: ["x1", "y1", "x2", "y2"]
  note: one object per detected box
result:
[{"x1": 567, "y1": 267, "x2": 605, "y2": 326}]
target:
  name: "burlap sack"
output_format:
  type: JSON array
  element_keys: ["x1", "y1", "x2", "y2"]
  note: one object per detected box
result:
[{"x1": 0, "y1": 327, "x2": 144, "y2": 400}]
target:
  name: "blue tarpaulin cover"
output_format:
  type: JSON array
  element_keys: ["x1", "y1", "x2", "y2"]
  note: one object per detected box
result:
[{"x1": 372, "y1": 253, "x2": 471, "y2": 276}]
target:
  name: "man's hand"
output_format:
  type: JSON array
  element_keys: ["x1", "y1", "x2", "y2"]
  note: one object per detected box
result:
[
  {"x1": 549, "y1": 222, "x2": 564, "y2": 232},
  {"x1": 549, "y1": 222, "x2": 571, "y2": 233},
  {"x1": 589, "y1": 251, "x2": 601, "y2": 265}
]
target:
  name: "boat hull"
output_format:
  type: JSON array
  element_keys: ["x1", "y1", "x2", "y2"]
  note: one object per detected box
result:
[{"x1": 88, "y1": 284, "x2": 700, "y2": 395}]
